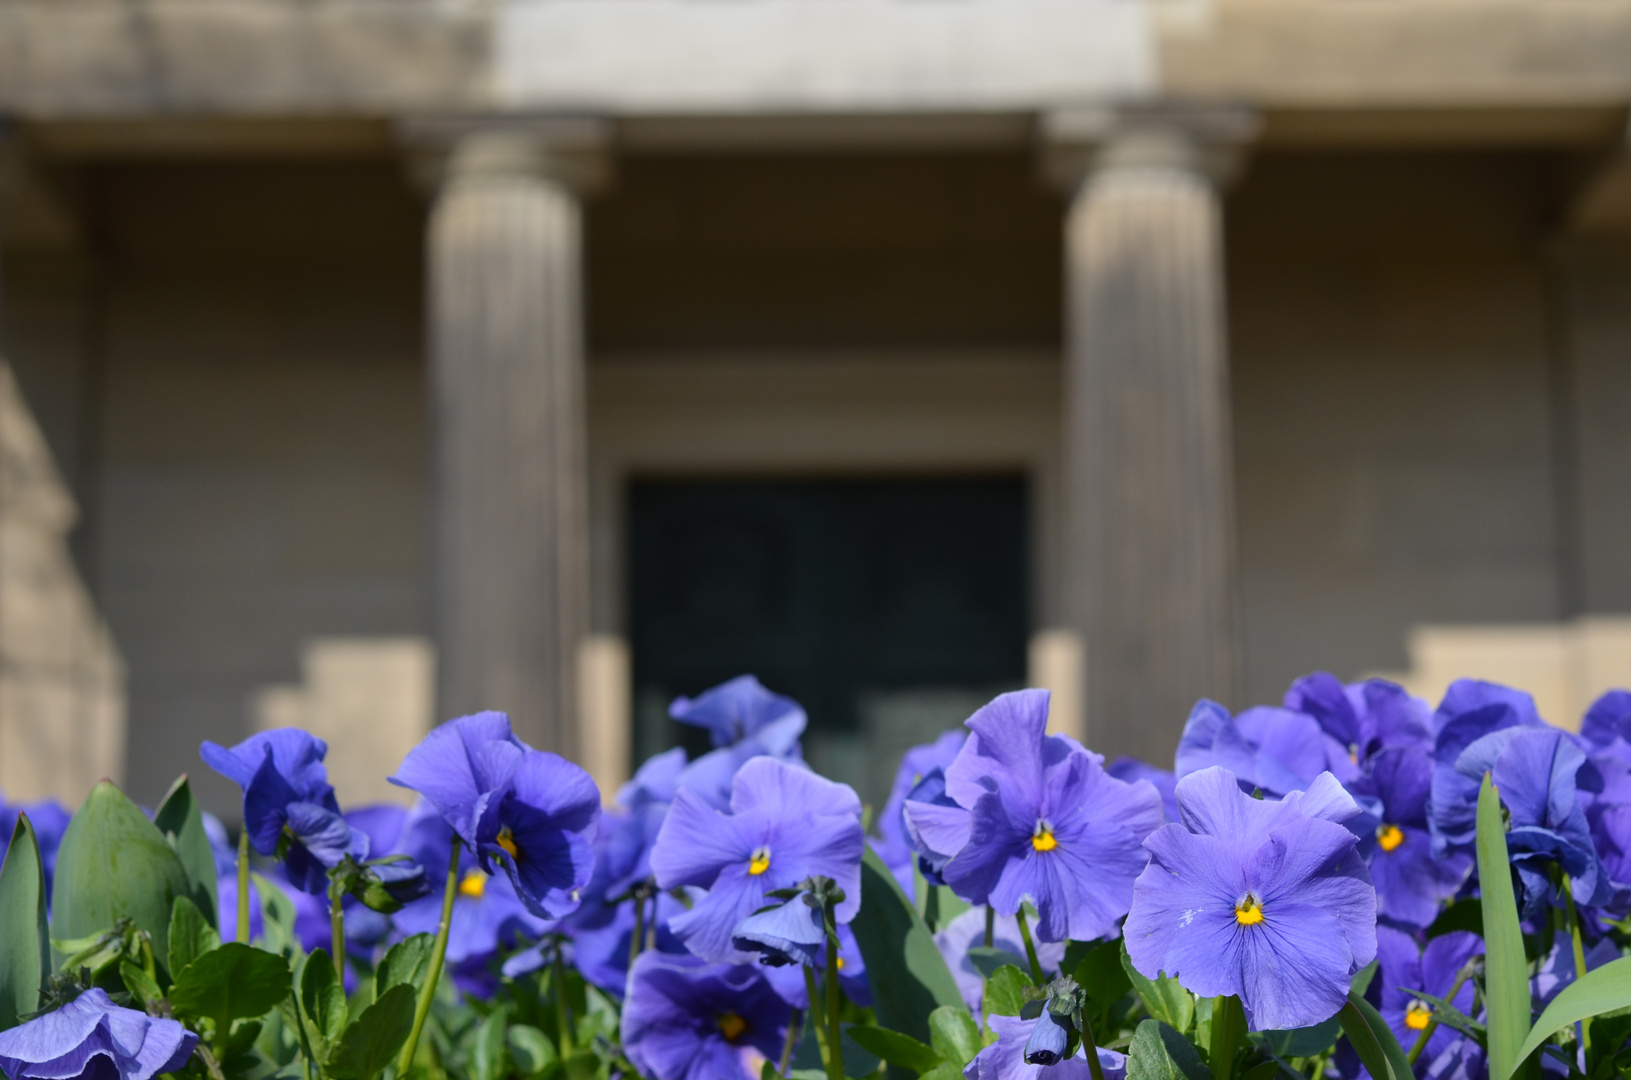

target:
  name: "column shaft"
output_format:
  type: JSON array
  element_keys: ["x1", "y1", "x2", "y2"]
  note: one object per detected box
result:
[
  {"x1": 1065, "y1": 133, "x2": 1240, "y2": 763},
  {"x1": 429, "y1": 134, "x2": 587, "y2": 755}
]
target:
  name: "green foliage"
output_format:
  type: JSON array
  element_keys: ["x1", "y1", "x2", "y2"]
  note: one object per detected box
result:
[
  {"x1": 168, "y1": 895, "x2": 221, "y2": 975},
  {"x1": 376, "y1": 933, "x2": 436, "y2": 995},
  {"x1": 153, "y1": 776, "x2": 220, "y2": 930},
  {"x1": 169, "y1": 942, "x2": 293, "y2": 1035},
  {"x1": 0, "y1": 814, "x2": 49, "y2": 1031},
  {"x1": 326, "y1": 983, "x2": 417, "y2": 1080},
  {"x1": 1507, "y1": 958, "x2": 1631, "y2": 1080},
  {"x1": 505, "y1": 1024, "x2": 558, "y2": 1076},
  {"x1": 51, "y1": 781, "x2": 192, "y2": 974},
  {"x1": 848, "y1": 1026, "x2": 943, "y2": 1075},
  {"x1": 927, "y1": 1006, "x2": 982, "y2": 1069},
  {"x1": 1477, "y1": 775, "x2": 1533, "y2": 1080},
  {"x1": 1337, "y1": 992, "x2": 1413, "y2": 1080},
  {"x1": 983, "y1": 965, "x2": 1033, "y2": 1021},
  {"x1": 850, "y1": 846, "x2": 965, "y2": 1045},
  {"x1": 1121, "y1": 940, "x2": 1194, "y2": 1034},
  {"x1": 1253, "y1": 1018, "x2": 1341, "y2": 1060},
  {"x1": 299, "y1": 948, "x2": 348, "y2": 1062},
  {"x1": 1127, "y1": 1019, "x2": 1210, "y2": 1080}
]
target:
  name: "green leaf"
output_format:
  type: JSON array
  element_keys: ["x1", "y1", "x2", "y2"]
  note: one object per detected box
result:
[
  {"x1": 375, "y1": 933, "x2": 435, "y2": 996},
  {"x1": 251, "y1": 873, "x2": 301, "y2": 960},
  {"x1": 1410, "y1": 990, "x2": 1486, "y2": 1048},
  {"x1": 119, "y1": 959, "x2": 163, "y2": 1007},
  {"x1": 850, "y1": 846, "x2": 966, "y2": 1044},
  {"x1": 506, "y1": 1024, "x2": 557, "y2": 1076},
  {"x1": 984, "y1": 966, "x2": 1032, "y2": 1021},
  {"x1": 1477, "y1": 774, "x2": 1532, "y2": 1080},
  {"x1": 847, "y1": 1027, "x2": 943, "y2": 1075},
  {"x1": 966, "y1": 947, "x2": 1029, "y2": 982},
  {"x1": 170, "y1": 942, "x2": 293, "y2": 1033},
  {"x1": 1338, "y1": 993, "x2": 1413, "y2": 1080},
  {"x1": 0, "y1": 814, "x2": 49, "y2": 1030},
  {"x1": 326, "y1": 983, "x2": 416, "y2": 1080},
  {"x1": 928, "y1": 1006, "x2": 982, "y2": 1069},
  {"x1": 153, "y1": 776, "x2": 220, "y2": 930},
  {"x1": 470, "y1": 1007, "x2": 509, "y2": 1080},
  {"x1": 1425, "y1": 898, "x2": 1483, "y2": 941},
  {"x1": 1254, "y1": 1018, "x2": 1340, "y2": 1059},
  {"x1": 51, "y1": 781, "x2": 192, "y2": 974},
  {"x1": 1505, "y1": 957, "x2": 1631, "y2": 1079},
  {"x1": 300, "y1": 949, "x2": 347, "y2": 1062},
  {"x1": 1126, "y1": 1019, "x2": 1211, "y2": 1080},
  {"x1": 1072, "y1": 938, "x2": 1132, "y2": 1010},
  {"x1": 169, "y1": 896, "x2": 221, "y2": 976},
  {"x1": 919, "y1": 1066, "x2": 966, "y2": 1080},
  {"x1": 1121, "y1": 940, "x2": 1194, "y2": 1034}
]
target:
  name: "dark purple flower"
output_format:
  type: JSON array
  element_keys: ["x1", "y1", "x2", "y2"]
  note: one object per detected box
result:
[
  {"x1": 670, "y1": 676, "x2": 806, "y2": 751},
  {"x1": 201, "y1": 729, "x2": 363, "y2": 894},
  {"x1": 1427, "y1": 680, "x2": 1545, "y2": 854},
  {"x1": 1371, "y1": 927, "x2": 1483, "y2": 1080},
  {"x1": 1585, "y1": 751, "x2": 1631, "y2": 892},
  {"x1": 1125, "y1": 767, "x2": 1377, "y2": 1031},
  {"x1": 900, "y1": 767, "x2": 970, "y2": 886},
  {"x1": 934, "y1": 907, "x2": 1067, "y2": 1013},
  {"x1": 1108, "y1": 758, "x2": 1178, "y2": 822},
  {"x1": 1285, "y1": 674, "x2": 1432, "y2": 767},
  {"x1": 939, "y1": 690, "x2": 1164, "y2": 943},
  {"x1": 1176, "y1": 700, "x2": 1348, "y2": 796},
  {"x1": 1581, "y1": 690, "x2": 1631, "y2": 761},
  {"x1": 1346, "y1": 749, "x2": 1471, "y2": 928},
  {"x1": 388, "y1": 711, "x2": 526, "y2": 847},
  {"x1": 875, "y1": 730, "x2": 967, "y2": 889},
  {"x1": 964, "y1": 1015, "x2": 1127, "y2": 1080},
  {"x1": 650, "y1": 756, "x2": 862, "y2": 962},
  {"x1": 620, "y1": 953, "x2": 788, "y2": 1080},
  {"x1": 479, "y1": 751, "x2": 601, "y2": 920},
  {"x1": 562, "y1": 891, "x2": 688, "y2": 999},
  {"x1": 0, "y1": 989, "x2": 197, "y2": 1080}
]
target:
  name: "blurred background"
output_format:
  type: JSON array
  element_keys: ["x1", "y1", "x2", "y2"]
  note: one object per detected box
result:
[{"x1": 1, "y1": 0, "x2": 1629, "y2": 819}]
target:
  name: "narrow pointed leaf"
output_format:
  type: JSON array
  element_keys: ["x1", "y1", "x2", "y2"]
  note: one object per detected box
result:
[
  {"x1": 51, "y1": 781, "x2": 192, "y2": 974},
  {"x1": 1338, "y1": 994, "x2": 1412, "y2": 1080},
  {"x1": 301, "y1": 947, "x2": 347, "y2": 1061},
  {"x1": 1478, "y1": 775, "x2": 1532, "y2": 1080},
  {"x1": 1505, "y1": 957, "x2": 1631, "y2": 1080},
  {"x1": 850, "y1": 846, "x2": 965, "y2": 1044},
  {"x1": 847, "y1": 1027, "x2": 942, "y2": 1075},
  {"x1": 153, "y1": 775, "x2": 219, "y2": 929},
  {"x1": 0, "y1": 814, "x2": 48, "y2": 1030}
]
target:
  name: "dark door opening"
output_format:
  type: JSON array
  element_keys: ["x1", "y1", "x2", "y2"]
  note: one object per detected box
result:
[{"x1": 628, "y1": 476, "x2": 1029, "y2": 808}]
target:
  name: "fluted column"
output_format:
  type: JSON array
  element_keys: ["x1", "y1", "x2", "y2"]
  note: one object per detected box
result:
[
  {"x1": 428, "y1": 131, "x2": 594, "y2": 755},
  {"x1": 1053, "y1": 111, "x2": 1252, "y2": 764}
]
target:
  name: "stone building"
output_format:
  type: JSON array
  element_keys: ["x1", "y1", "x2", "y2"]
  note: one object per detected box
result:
[{"x1": 1, "y1": 0, "x2": 1630, "y2": 814}]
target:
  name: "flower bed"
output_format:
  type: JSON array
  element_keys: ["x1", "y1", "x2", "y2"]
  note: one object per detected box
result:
[{"x1": 1, "y1": 673, "x2": 1630, "y2": 1080}]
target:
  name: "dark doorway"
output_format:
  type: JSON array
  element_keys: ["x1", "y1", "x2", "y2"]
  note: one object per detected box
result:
[{"x1": 628, "y1": 477, "x2": 1029, "y2": 808}]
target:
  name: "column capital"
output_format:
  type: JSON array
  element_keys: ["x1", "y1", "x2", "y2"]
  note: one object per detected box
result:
[
  {"x1": 1037, "y1": 102, "x2": 1260, "y2": 194},
  {"x1": 396, "y1": 115, "x2": 615, "y2": 197}
]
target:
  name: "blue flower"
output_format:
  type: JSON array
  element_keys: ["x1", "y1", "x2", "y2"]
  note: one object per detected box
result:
[
  {"x1": 200, "y1": 729, "x2": 363, "y2": 893},
  {"x1": 388, "y1": 712, "x2": 526, "y2": 847},
  {"x1": 1177, "y1": 700, "x2": 1344, "y2": 796},
  {"x1": 937, "y1": 690, "x2": 1165, "y2": 943},
  {"x1": 620, "y1": 953, "x2": 789, "y2": 1080},
  {"x1": 964, "y1": 1015, "x2": 1127, "y2": 1080},
  {"x1": 1125, "y1": 767, "x2": 1377, "y2": 1031},
  {"x1": 934, "y1": 907, "x2": 1068, "y2": 1013},
  {"x1": 1107, "y1": 758, "x2": 1178, "y2": 822},
  {"x1": 900, "y1": 767, "x2": 969, "y2": 886},
  {"x1": 650, "y1": 756, "x2": 863, "y2": 962},
  {"x1": 731, "y1": 890, "x2": 826, "y2": 967},
  {"x1": 1373, "y1": 927, "x2": 1483, "y2": 1079},
  {"x1": 759, "y1": 919, "x2": 871, "y2": 1008},
  {"x1": 1284, "y1": 674, "x2": 1432, "y2": 767},
  {"x1": 1346, "y1": 748, "x2": 1471, "y2": 928},
  {"x1": 1532, "y1": 928, "x2": 1621, "y2": 1010},
  {"x1": 670, "y1": 675, "x2": 806, "y2": 751},
  {"x1": 1427, "y1": 679, "x2": 1545, "y2": 854},
  {"x1": 0, "y1": 989, "x2": 197, "y2": 1080},
  {"x1": 561, "y1": 890, "x2": 688, "y2": 1000},
  {"x1": 619, "y1": 748, "x2": 687, "y2": 809},
  {"x1": 875, "y1": 730, "x2": 966, "y2": 890},
  {"x1": 1581, "y1": 690, "x2": 1631, "y2": 764}
]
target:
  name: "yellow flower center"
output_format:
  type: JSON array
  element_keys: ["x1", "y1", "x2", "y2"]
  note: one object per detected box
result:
[
  {"x1": 1031, "y1": 820, "x2": 1058, "y2": 853},
  {"x1": 458, "y1": 870, "x2": 487, "y2": 899},
  {"x1": 1405, "y1": 1001, "x2": 1432, "y2": 1031},
  {"x1": 1235, "y1": 895, "x2": 1265, "y2": 926},
  {"x1": 835, "y1": 956, "x2": 846, "y2": 970},
  {"x1": 748, "y1": 847, "x2": 771, "y2": 876},
  {"x1": 1376, "y1": 824, "x2": 1405, "y2": 853},
  {"x1": 718, "y1": 1012, "x2": 747, "y2": 1042},
  {"x1": 497, "y1": 826, "x2": 520, "y2": 861}
]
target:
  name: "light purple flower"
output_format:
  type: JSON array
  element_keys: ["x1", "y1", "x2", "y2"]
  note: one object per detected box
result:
[
  {"x1": 938, "y1": 690, "x2": 1164, "y2": 943},
  {"x1": 934, "y1": 907, "x2": 1068, "y2": 1013},
  {"x1": 963, "y1": 1015, "x2": 1126, "y2": 1080},
  {"x1": 1177, "y1": 700, "x2": 1346, "y2": 795},
  {"x1": 1427, "y1": 680, "x2": 1545, "y2": 853},
  {"x1": 1346, "y1": 749, "x2": 1471, "y2": 928},
  {"x1": 670, "y1": 676, "x2": 806, "y2": 751},
  {"x1": 621, "y1": 953, "x2": 788, "y2": 1080},
  {"x1": 650, "y1": 756, "x2": 862, "y2": 962},
  {"x1": 1581, "y1": 690, "x2": 1631, "y2": 764},
  {"x1": 759, "y1": 920, "x2": 872, "y2": 1008},
  {"x1": 1370, "y1": 927, "x2": 1484, "y2": 1080},
  {"x1": 1125, "y1": 767, "x2": 1377, "y2": 1031},
  {"x1": 388, "y1": 711, "x2": 525, "y2": 847},
  {"x1": 876, "y1": 730, "x2": 967, "y2": 892},
  {"x1": 0, "y1": 989, "x2": 197, "y2": 1080},
  {"x1": 1107, "y1": 758, "x2": 1178, "y2": 822},
  {"x1": 1284, "y1": 674, "x2": 1432, "y2": 766}
]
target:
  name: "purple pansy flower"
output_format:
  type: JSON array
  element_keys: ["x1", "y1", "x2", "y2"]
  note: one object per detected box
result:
[
  {"x1": 1107, "y1": 758, "x2": 1178, "y2": 822},
  {"x1": 937, "y1": 689, "x2": 1164, "y2": 943},
  {"x1": 0, "y1": 989, "x2": 197, "y2": 1080},
  {"x1": 964, "y1": 1015, "x2": 1127, "y2": 1080},
  {"x1": 1580, "y1": 690, "x2": 1631, "y2": 764},
  {"x1": 1532, "y1": 928, "x2": 1621, "y2": 1010},
  {"x1": 621, "y1": 953, "x2": 788, "y2": 1080},
  {"x1": 934, "y1": 907, "x2": 1068, "y2": 1013},
  {"x1": 875, "y1": 730, "x2": 967, "y2": 892},
  {"x1": 1284, "y1": 674, "x2": 1432, "y2": 767},
  {"x1": 900, "y1": 768, "x2": 969, "y2": 886},
  {"x1": 1125, "y1": 766, "x2": 1377, "y2": 1031},
  {"x1": 389, "y1": 712, "x2": 526, "y2": 847},
  {"x1": 564, "y1": 890, "x2": 688, "y2": 999},
  {"x1": 1176, "y1": 700, "x2": 1346, "y2": 795},
  {"x1": 1427, "y1": 680, "x2": 1545, "y2": 854},
  {"x1": 650, "y1": 756, "x2": 863, "y2": 962},
  {"x1": 731, "y1": 891, "x2": 826, "y2": 967},
  {"x1": 620, "y1": 748, "x2": 687, "y2": 809},
  {"x1": 1371, "y1": 927, "x2": 1484, "y2": 1080},
  {"x1": 201, "y1": 729, "x2": 364, "y2": 894},
  {"x1": 759, "y1": 919, "x2": 871, "y2": 1008},
  {"x1": 1346, "y1": 749, "x2": 1471, "y2": 928},
  {"x1": 667, "y1": 679, "x2": 810, "y2": 813}
]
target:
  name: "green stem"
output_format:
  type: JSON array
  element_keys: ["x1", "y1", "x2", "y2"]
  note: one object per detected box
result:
[
  {"x1": 803, "y1": 966, "x2": 830, "y2": 1069},
  {"x1": 983, "y1": 905, "x2": 995, "y2": 949},
  {"x1": 779, "y1": 1008, "x2": 802, "y2": 1077},
  {"x1": 397, "y1": 835, "x2": 460, "y2": 1078},
  {"x1": 1076, "y1": 1008, "x2": 1108, "y2": 1080},
  {"x1": 629, "y1": 892, "x2": 646, "y2": 970},
  {"x1": 235, "y1": 829, "x2": 250, "y2": 944},
  {"x1": 554, "y1": 942, "x2": 575, "y2": 1056},
  {"x1": 645, "y1": 892, "x2": 657, "y2": 952},
  {"x1": 1563, "y1": 876, "x2": 1592, "y2": 1055},
  {"x1": 1209, "y1": 995, "x2": 1245, "y2": 1080},
  {"x1": 1407, "y1": 964, "x2": 1474, "y2": 1064},
  {"x1": 824, "y1": 930, "x2": 844, "y2": 1080},
  {"x1": 913, "y1": 861, "x2": 929, "y2": 924},
  {"x1": 1014, "y1": 905, "x2": 1045, "y2": 985},
  {"x1": 328, "y1": 879, "x2": 345, "y2": 984}
]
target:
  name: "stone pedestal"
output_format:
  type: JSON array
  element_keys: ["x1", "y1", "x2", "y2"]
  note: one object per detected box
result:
[
  {"x1": 1053, "y1": 111, "x2": 1252, "y2": 764},
  {"x1": 427, "y1": 131, "x2": 593, "y2": 755}
]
